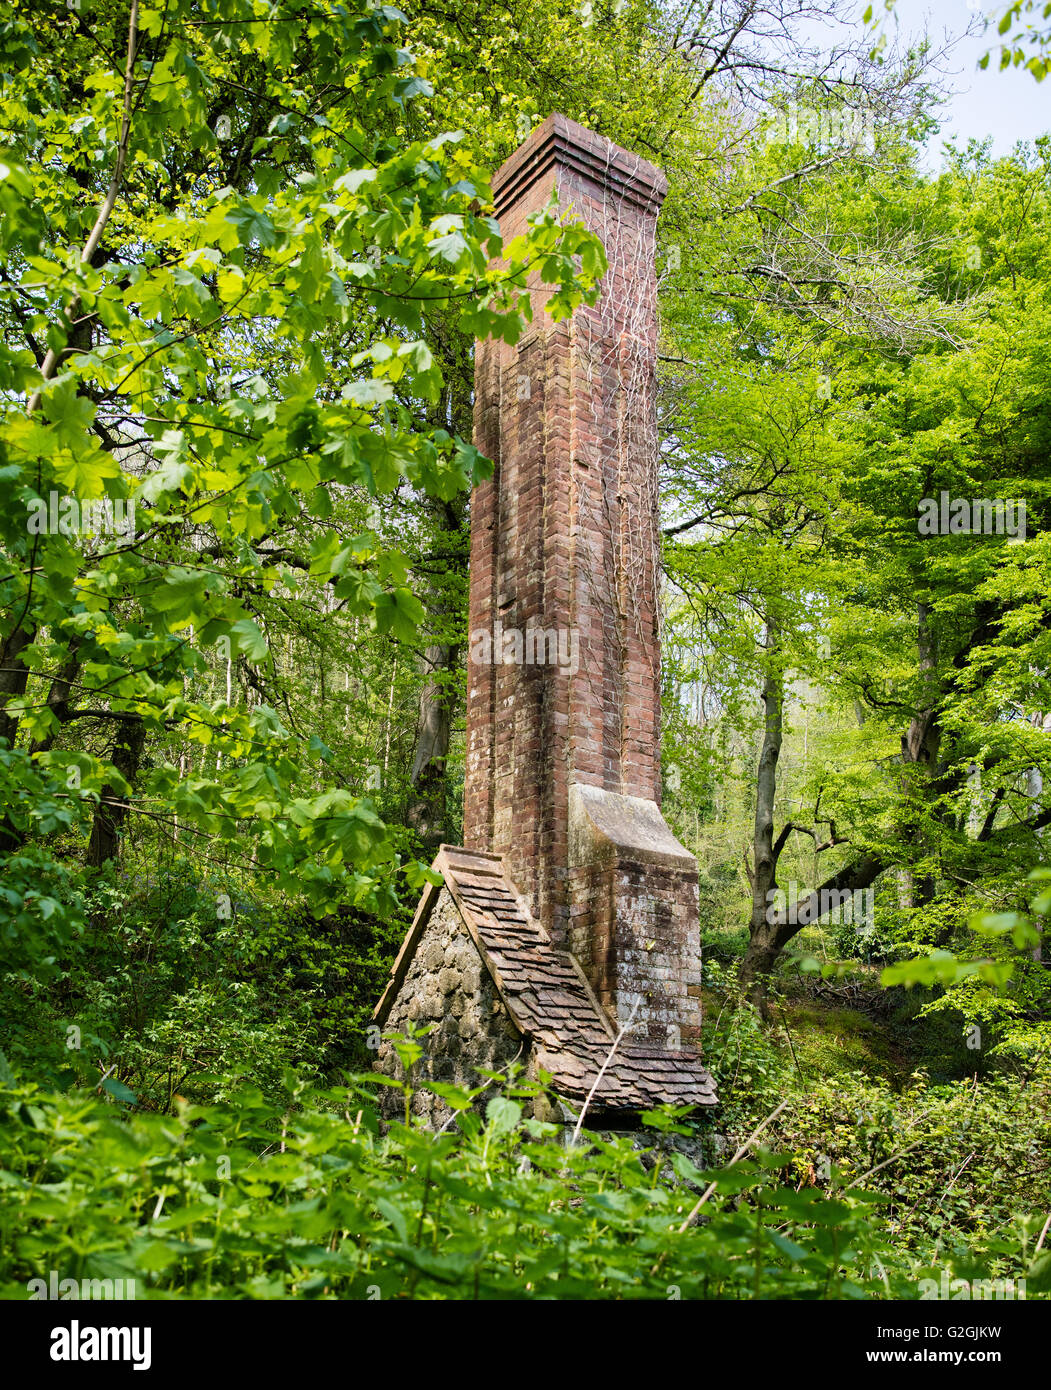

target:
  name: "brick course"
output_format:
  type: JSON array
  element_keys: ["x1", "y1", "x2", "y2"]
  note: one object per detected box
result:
[{"x1": 464, "y1": 115, "x2": 703, "y2": 1047}]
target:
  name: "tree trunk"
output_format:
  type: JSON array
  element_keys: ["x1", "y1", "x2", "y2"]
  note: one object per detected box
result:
[
  {"x1": 30, "y1": 642, "x2": 81, "y2": 756},
  {"x1": 900, "y1": 602, "x2": 943, "y2": 909},
  {"x1": 407, "y1": 334, "x2": 472, "y2": 848},
  {"x1": 741, "y1": 850, "x2": 886, "y2": 1011},
  {"x1": 740, "y1": 620, "x2": 893, "y2": 1010},
  {"x1": 0, "y1": 622, "x2": 31, "y2": 749},
  {"x1": 0, "y1": 623, "x2": 33, "y2": 853},
  {"x1": 742, "y1": 623, "x2": 784, "y2": 1014},
  {"x1": 407, "y1": 640, "x2": 456, "y2": 847},
  {"x1": 739, "y1": 923, "x2": 784, "y2": 1011},
  {"x1": 405, "y1": 494, "x2": 467, "y2": 846},
  {"x1": 86, "y1": 717, "x2": 146, "y2": 867}
]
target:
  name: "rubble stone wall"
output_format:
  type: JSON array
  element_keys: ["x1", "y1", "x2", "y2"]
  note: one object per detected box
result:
[{"x1": 375, "y1": 891, "x2": 523, "y2": 1125}]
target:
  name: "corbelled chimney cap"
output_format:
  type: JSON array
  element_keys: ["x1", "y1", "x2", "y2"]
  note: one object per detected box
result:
[{"x1": 492, "y1": 111, "x2": 667, "y2": 218}]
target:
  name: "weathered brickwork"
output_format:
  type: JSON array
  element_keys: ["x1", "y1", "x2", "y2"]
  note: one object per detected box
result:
[
  {"x1": 374, "y1": 848, "x2": 716, "y2": 1118},
  {"x1": 374, "y1": 117, "x2": 714, "y2": 1118},
  {"x1": 464, "y1": 115, "x2": 702, "y2": 1046}
]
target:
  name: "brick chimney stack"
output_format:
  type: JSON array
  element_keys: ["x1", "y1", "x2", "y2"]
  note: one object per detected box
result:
[{"x1": 464, "y1": 115, "x2": 702, "y2": 1046}]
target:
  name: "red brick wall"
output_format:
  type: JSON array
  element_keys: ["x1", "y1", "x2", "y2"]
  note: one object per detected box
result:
[{"x1": 466, "y1": 116, "x2": 701, "y2": 1045}]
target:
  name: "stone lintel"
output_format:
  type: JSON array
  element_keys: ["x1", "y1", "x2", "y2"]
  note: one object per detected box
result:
[{"x1": 568, "y1": 782, "x2": 696, "y2": 872}]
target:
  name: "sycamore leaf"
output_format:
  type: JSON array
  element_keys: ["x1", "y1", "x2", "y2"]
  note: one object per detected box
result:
[
  {"x1": 228, "y1": 203, "x2": 278, "y2": 248},
  {"x1": 230, "y1": 619, "x2": 268, "y2": 663},
  {"x1": 371, "y1": 587, "x2": 424, "y2": 642}
]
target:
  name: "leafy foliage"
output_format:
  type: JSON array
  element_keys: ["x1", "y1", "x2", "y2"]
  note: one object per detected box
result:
[
  {"x1": 0, "y1": 0, "x2": 1048, "y2": 1304},
  {"x1": 0, "y1": 1062, "x2": 992, "y2": 1301}
]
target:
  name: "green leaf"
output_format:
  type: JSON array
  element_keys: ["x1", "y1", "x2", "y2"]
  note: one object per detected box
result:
[
  {"x1": 230, "y1": 619, "x2": 268, "y2": 663},
  {"x1": 228, "y1": 203, "x2": 278, "y2": 248},
  {"x1": 485, "y1": 1097, "x2": 521, "y2": 1136},
  {"x1": 371, "y1": 588, "x2": 424, "y2": 642},
  {"x1": 101, "y1": 1077, "x2": 138, "y2": 1105},
  {"x1": 375, "y1": 1197, "x2": 408, "y2": 1242}
]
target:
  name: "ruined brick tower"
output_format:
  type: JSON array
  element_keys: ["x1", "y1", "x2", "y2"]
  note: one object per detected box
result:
[
  {"x1": 465, "y1": 114, "x2": 702, "y2": 1047},
  {"x1": 374, "y1": 117, "x2": 714, "y2": 1120}
]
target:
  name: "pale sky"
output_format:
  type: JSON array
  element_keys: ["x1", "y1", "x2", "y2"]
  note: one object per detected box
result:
[{"x1": 890, "y1": 0, "x2": 1050, "y2": 165}]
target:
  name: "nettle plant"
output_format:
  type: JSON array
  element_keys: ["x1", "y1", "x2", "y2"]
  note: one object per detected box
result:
[
  {"x1": 0, "y1": 0, "x2": 605, "y2": 926},
  {"x1": 0, "y1": 1050, "x2": 922, "y2": 1301}
]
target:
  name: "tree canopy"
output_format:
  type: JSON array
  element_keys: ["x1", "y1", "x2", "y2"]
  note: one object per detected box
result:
[{"x1": 0, "y1": 0, "x2": 1048, "y2": 1317}]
